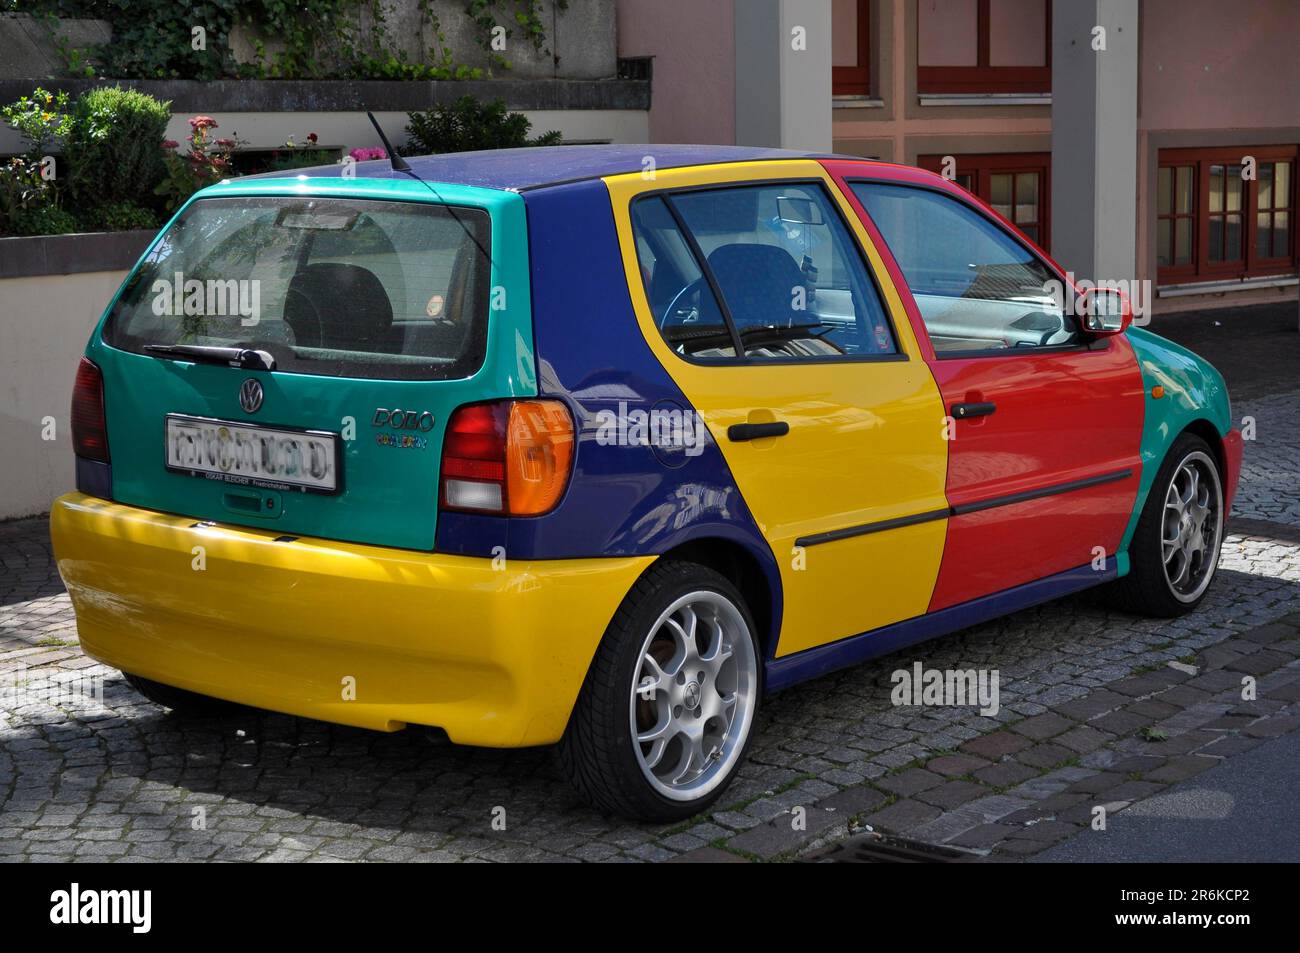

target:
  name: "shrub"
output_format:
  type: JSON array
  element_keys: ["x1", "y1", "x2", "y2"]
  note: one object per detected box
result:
[
  {"x1": 0, "y1": 156, "x2": 61, "y2": 236},
  {"x1": 77, "y1": 201, "x2": 157, "y2": 232},
  {"x1": 63, "y1": 86, "x2": 170, "y2": 207},
  {"x1": 402, "y1": 97, "x2": 562, "y2": 156},
  {"x1": 10, "y1": 205, "x2": 79, "y2": 236},
  {"x1": 0, "y1": 88, "x2": 72, "y2": 157},
  {"x1": 155, "y1": 116, "x2": 244, "y2": 212}
]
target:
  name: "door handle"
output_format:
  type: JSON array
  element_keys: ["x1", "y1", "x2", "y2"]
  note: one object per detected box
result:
[
  {"x1": 951, "y1": 401, "x2": 997, "y2": 420},
  {"x1": 728, "y1": 421, "x2": 790, "y2": 441}
]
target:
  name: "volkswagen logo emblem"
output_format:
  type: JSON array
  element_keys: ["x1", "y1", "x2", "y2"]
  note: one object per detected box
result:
[{"x1": 239, "y1": 379, "x2": 264, "y2": 414}]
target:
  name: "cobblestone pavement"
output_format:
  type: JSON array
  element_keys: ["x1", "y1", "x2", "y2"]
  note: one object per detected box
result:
[{"x1": 2, "y1": 391, "x2": 1298, "y2": 863}]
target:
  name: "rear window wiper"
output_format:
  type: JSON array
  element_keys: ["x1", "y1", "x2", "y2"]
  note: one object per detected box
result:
[{"x1": 143, "y1": 344, "x2": 276, "y2": 371}]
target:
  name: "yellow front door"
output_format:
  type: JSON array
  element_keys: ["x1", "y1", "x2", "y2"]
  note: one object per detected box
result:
[{"x1": 605, "y1": 161, "x2": 950, "y2": 657}]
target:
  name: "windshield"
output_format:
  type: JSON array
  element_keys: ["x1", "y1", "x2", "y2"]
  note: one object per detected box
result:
[{"x1": 103, "y1": 196, "x2": 492, "y2": 381}]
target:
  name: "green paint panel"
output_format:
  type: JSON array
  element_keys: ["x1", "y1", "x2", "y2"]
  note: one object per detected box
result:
[
  {"x1": 1118, "y1": 326, "x2": 1233, "y2": 557},
  {"x1": 85, "y1": 177, "x2": 536, "y2": 551}
]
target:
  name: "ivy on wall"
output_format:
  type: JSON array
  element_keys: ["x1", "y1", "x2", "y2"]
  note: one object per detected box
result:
[{"x1": 4, "y1": 0, "x2": 568, "y2": 80}]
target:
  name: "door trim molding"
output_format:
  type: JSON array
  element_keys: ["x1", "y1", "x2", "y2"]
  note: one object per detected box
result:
[{"x1": 795, "y1": 468, "x2": 1132, "y2": 548}]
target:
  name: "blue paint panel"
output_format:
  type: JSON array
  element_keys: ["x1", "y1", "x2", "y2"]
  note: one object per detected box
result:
[
  {"x1": 432, "y1": 178, "x2": 783, "y2": 641},
  {"x1": 254, "y1": 144, "x2": 832, "y2": 192},
  {"x1": 764, "y1": 559, "x2": 1118, "y2": 693}
]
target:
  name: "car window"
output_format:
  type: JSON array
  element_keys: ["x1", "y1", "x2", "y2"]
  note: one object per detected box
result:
[
  {"x1": 630, "y1": 197, "x2": 735, "y2": 359},
  {"x1": 630, "y1": 183, "x2": 898, "y2": 361},
  {"x1": 103, "y1": 196, "x2": 491, "y2": 381},
  {"x1": 851, "y1": 182, "x2": 1080, "y2": 354}
]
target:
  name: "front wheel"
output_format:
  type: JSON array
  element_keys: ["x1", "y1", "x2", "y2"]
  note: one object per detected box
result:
[
  {"x1": 1104, "y1": 433, "x2": 1225, "y2": 617},
  {"x1": 558, "y1": 560, "x2": 761, "y2": 822}
]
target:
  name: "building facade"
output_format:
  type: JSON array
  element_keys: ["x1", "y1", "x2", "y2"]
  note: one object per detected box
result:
[{"x1": 618, "y1": 0, "x2": 1300, "y2": 314}]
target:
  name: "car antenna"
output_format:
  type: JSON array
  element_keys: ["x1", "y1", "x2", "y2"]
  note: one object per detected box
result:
[{"x1": 366, "y1": 111, "x2": 411, "y2": 172}]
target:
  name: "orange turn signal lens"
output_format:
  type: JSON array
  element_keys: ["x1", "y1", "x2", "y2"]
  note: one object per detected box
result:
[
  {"x1": 505, "y1": 400, "x2": 575, "y2": 516},
  {"x1": 1151, "y1": 386, "x2": 1165, "y2": 399}
]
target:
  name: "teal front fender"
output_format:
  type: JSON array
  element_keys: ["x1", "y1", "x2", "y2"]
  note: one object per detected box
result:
[{"x1": 1118, "y1": 326, "x2": 1236, "y2": 566}]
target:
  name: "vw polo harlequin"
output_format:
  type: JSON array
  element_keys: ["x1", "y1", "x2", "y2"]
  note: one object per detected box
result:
[{"x1": 51, "y1": 145, "x2": 1242, "y2": 820}]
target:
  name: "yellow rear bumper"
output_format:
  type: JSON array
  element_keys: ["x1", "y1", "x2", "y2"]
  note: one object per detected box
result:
[{"x1": 50, "y1": 493, "x2": 652, "y2": 746}]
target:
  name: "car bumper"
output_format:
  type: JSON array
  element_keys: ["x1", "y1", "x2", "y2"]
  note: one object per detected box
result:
[
  {"x1": 50, "y1": 493, "x2": 652, "y2": 746},
  {"x1": 1223, "y1": 427, "x2": 1244, "y2": 512}
]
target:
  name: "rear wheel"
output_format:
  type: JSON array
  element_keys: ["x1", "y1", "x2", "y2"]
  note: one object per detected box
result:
[
  {"x1": 558, "y1": 560, "x2": 761, "y2": 822},
  {"x1": 1105, "y1": 433, "x2": 1224, "y2": 617},
  {"x1": 123, "y1": 673, "x2": 239, "y2": 717}
]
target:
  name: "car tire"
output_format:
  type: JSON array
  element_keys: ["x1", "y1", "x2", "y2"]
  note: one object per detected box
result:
[
  {"x1": 558, "y1": 559, "x2": 762, "y2": 822},
  {"x1": 1103, "y1": 433, "x2": 1225, "y2": 618},
  {"x1": 123, "y1": 672, "x2": 239, "y2": 717}
]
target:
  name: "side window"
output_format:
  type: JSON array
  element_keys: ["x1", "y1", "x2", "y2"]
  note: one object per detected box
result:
[
  {"x1": 630, "y1": 197, "x2": 734, "y2": 358},
  {"x1": 852, "y1": 182, "x2": 1079, "y2": 354},
  {"x1": 629, "y1": 183, "x2": 898, "y2": 361}
]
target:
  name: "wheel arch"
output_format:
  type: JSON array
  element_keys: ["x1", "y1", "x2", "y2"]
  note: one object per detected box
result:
[{"x1": 654, "y1": 536, "x2": 782, "y2": 665}]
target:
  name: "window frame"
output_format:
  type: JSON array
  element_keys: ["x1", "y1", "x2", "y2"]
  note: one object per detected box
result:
[
  {"x1": 917, "y1": 152, "x2": 1051, "y2": 252},
  {"x1": 845, "y1": 176, "x2": 1098, "y2": 361},
  {"x1": 1157, "y1": 146, "x2": 1299, "y2": 285},
  {"x1": 916, "y1": 0, "x2": 1052, "y2": 95},
  {"x1": 626, "y1": 177, "x2": 909, "y2": 368},
  {"x1": 833, "y1": 0, "x2": 873, "y2": 96},
  {"x1": 1155, "y1": 163, "x2": 1197, "y2": 282}
]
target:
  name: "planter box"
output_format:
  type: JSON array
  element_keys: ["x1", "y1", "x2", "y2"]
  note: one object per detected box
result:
[
  {"x1": 0, "y1": 229, "x2": 151, "y2": 520},
  {"x1": 0, "y1": 228, "x2": 156, "y2": 279}
]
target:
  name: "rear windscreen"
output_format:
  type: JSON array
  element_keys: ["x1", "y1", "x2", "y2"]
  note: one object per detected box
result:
[{"x1": 103, "y1": 196, "x2": 492, "y2": 381}]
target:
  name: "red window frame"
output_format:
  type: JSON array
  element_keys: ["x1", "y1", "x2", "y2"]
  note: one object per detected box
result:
[
  {"x1": 918, "y1": 152, "x2": 1051, "y2": 252},
  {"x1": 1155, "y1": 164, "x2": 1197, "y2": 281},
  {"x1": 833, "y1": 0, "x2": 872, "y2": 95},
  {"x1": 917, "y1": 0, "x2": 1051, "y2": 94},
  {"x1": 1157, "y1": 146, "x2": 1298, "y2": 285}
]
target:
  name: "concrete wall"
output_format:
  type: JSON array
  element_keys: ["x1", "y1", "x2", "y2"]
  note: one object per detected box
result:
[
  {"x1": 149, "y1": 108, "x2": 648, "y2": 157},
  {"x1": 616, "y1": 0, "x2": 735, "y2": 144},
  {"x1": 1, "y1": 2, "x2": 617, "y2": 81},
  {"x1": 0, "y1": 270, "x2": 126, "y2": 520}
]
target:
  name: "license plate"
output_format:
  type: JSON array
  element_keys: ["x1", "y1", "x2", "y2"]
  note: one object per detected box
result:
[{"x1": 165, "y1": 414, "x2": 340, "y2": 493}]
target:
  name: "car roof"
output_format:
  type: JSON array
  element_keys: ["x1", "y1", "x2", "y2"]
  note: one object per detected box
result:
[{"x1": 253, "y1": 143, "x2": 874, "y2": 192}]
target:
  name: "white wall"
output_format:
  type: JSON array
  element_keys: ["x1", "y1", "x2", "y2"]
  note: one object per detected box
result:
[
  {"x1": 0, "y1": 270, "x2": 126, "y2": 520},
  {"x1": 0, "y1": 109, "x2": 650, "y2": 156}
]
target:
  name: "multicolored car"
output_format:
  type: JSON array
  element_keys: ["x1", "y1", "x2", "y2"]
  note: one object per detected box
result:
[{"x1": 51, "y1": 145, "x2": 1242, "y2": 820}]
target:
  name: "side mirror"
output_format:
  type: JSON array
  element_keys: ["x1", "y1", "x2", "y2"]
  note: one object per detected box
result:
[{"x1": 1078, "y1": 287, "x2": 1132, "y2": 336}]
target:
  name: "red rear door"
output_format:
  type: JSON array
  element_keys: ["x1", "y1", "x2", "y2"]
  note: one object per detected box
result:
[{"x1": 827, "y1": 163, "x2": 1145, "y2": 610}]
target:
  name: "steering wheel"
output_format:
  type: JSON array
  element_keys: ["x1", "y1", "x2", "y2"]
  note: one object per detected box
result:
[{"x1": 660, "y1": 277, "x2": 707, "y2": 330}]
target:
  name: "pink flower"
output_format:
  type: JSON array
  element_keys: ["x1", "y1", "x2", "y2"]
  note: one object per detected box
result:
[
  {"x1": 215, "y1": 138, "x2": 235, "y2": 147},
  {"x1": 161, "y1": 139, "x2": 179, "y2": 149},
  {"x1": 348, "y1": 147, "x2": 387, "y2": 161},
  {"x1": 189, "y1": 115, "x2": 217, "y2": 130}
]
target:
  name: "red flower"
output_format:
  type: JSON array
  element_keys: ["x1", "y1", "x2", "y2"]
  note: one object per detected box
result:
[
  {"x1": 189, "y1": 115, "x2": 218, "y2": 130},
  {"x1": 307, "y1": 132, "x2": 318, "y2": 143}
]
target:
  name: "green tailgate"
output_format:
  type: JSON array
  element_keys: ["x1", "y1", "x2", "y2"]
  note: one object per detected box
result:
[{"x1": 86, "y1": 177, "x2": 536, "y2": 551}]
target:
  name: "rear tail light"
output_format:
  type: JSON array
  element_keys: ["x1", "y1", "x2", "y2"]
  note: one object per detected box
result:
[
  {"x1": 440, "y1": 399, "x2": 574, "y2": 516},
  {"x1": 71, "y1": 357, "x2": 109, "y2": 462}
]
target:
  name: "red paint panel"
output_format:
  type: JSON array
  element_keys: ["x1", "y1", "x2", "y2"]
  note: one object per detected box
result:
[
  {"x1": 924, "y1": 337, "x2": 1145, "y2": 609},
  {"x1": 1223, "y1": 428, "x2": 1244, "y2": 512},
  {"x1": 821, "y1": 158, "x2": 1146, "y2": 611}
]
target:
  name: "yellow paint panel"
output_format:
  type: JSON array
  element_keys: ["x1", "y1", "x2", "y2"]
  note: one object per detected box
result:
[
  {"x1": 50, "y1": 493, "x2": 652, "y2": 746},
  {"x1": 605, "y1": 161, "x2": 950, "y2": 656}
]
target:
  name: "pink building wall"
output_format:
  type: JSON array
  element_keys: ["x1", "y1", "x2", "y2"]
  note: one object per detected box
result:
[
  {"x1": 1139, "y1": 0, "x2": 1300, "y2": 131},
  {"x1": 616, "y1": 0, "x2": 735, "y2": 144}
]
